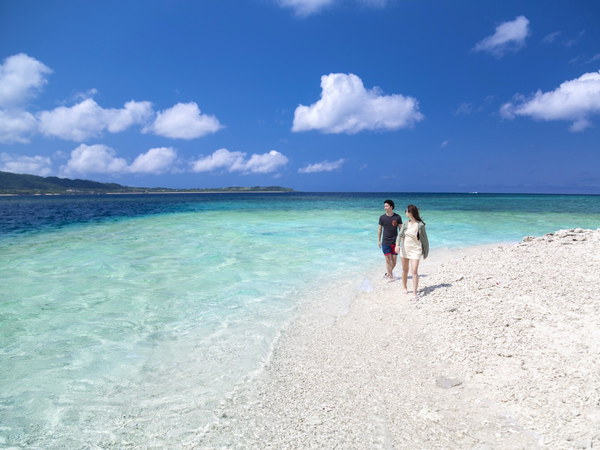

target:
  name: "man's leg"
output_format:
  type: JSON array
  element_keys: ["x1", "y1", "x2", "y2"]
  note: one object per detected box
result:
[
  {"x1": 389, "y1": 254, "x2": 398, "y2": 278},
  {"x1": 385, "y1": 254, "x2": 394, "y2": 278}
]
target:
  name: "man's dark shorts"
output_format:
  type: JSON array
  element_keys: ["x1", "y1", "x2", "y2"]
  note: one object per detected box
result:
[{"x1": 382, "y1": 243, "x2": 398, "y2": 256}]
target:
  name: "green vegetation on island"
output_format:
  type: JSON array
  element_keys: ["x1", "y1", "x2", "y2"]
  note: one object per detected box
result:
[{"x1": 0, "y1": 171, "x2": 294, "y2": 195}]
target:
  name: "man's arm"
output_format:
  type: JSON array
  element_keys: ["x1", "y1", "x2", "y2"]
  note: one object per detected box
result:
[{"x1": 378, "y1": 224, "x2": 383, "y2": 247}]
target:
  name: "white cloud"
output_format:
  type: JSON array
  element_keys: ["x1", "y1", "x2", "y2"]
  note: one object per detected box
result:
[
  {"x1": 244, "y1": 150, "x2": 288, "y2": 174},
  {"x1": 61, "y1": 144, "x2": 128, "y2": 176},
  {"x1": 38, "y1": 98, "x2": 153, "y2": 142},
  {"x1": 276, "y1": 0, "x2": 387, "y2": 16},
  {"x1": 58, "y1": 144, "x2": 180, "y2": 177},
  {"x1": 191, "y1": 148, "x2": 246, "y2": 173},
  {"x1": 107, "y1": 100, "x2": 154, "y2": 133},
  {"x1": 570, "y1": 118, "x2": 592, "y2": 132},
  {"x1": 0, "y1": 153, "x2": 53, "y2": 176},
  {"x1": 500, "y1": 71, "x2": 600, "y2": 131},
  {"x1": 441, "y1": 140, "x2": 449, "y2": 148},
  {"x1": 298, "y1": 158, "x2": 345, "y2": 173},
  {"x1": 0, "y1": 53, "x2": 52, "y2": 108},
  {"x1": 0, "y1": 54, "x2": 218, "y2": 144},
  {"x1": 292, "y1": 73, "x2": 423, "y2": 134},
  {"x1": 277, "y1": 0, "x2": 336, "y2": 16},
  {"x1": 129, "y1": 147, "x2": 178, "y2": 174},
  {"x1": 0, "y1": 54, "x2": 51, "y2": 143},
  {"x1": 145, "y1": 102, "x2": 222, "y2": 139},
  {"x1": 30, "y1": 98, "x2": 218, "y2": 142},
  {"x1": 474, "y1": 16, "x2": 530, "y2": 57},
  {"x1": 191, "y1": 148, "x2": 288, "y2": 174},
  {"x1": 0, "y1": 110, "x2": 38, "y2": 143}
]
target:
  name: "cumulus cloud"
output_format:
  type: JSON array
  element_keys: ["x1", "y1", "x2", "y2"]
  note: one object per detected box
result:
[
  {"x1": 38, "y1": 98, "x2": 153, "y2": 141},
  {"x1": 0, "y1": 153, "x2": 53, "y2": 176},
  {"x1": 0, "y1": 53, "x2": 221, "y2": 144},
  {"x1": 500, "y1": 71, "x2": 600, "y2": 131},
  {"x1": 61, "y1": 144, "x2": 129, "y2": 176},
  {"x1": 107, "y1": 101, "x2": 154, "y2": 133},
  {"x1": 61, "y1": 144, "x2": 181, "y2": 176},
  {"x1": 191, "y1": 148, "x2": 288, "y2": 174},
  {"x1": 191, "y1": 148, "x2": 246, "y2": 173},
  {"x1": 129, "y1": 147, "x2": 178, "y2": 174},
  {"x1": 292, "y1": 73, "x2": 423, "y2": 134},
  {"x1": 0, "y1": 54, "x2": 51, "y2": 143},
  {"x1": 474, "y1": 16, "x2": 530, "y2": 57},
  {"x1": 144, "y1": 102, "x2": 222, "y2": 139},
  {"x1": 243, "y1": 150, "x2": 289, "y2": 174},
  {"x1": 298, "y1": 158, "x2": 345, "y2": 173},
  {"x1": 0, "y1": 110, "x2": 38, "y2": 143},
  {"x1": 0, "y1": 53, "x2": 52, "y2": 107},
  {"x1": 5, "y1": 145, "x2": 287, "y2": 179},
  {"x1": 37, "y1": 99, "x2": 220, "y2": 142}
]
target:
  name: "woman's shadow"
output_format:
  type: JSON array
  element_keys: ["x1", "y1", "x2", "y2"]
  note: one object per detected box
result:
[
  {"x1": 420, "y1": 281, "x2": 452, "y2": 296},
  {"x1": 403, "y1": 275, "x2": 451, "y2": 295}
]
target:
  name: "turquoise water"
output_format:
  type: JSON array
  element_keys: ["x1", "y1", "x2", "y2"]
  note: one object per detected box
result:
[{"x1": 1, "y1": 193, "x2": 599, "y2": 446}]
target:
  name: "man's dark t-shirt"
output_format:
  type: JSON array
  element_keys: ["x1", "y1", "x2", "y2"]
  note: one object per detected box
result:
[{"x1": 379, "y1": 213, "x2": 402, "y2": 245}]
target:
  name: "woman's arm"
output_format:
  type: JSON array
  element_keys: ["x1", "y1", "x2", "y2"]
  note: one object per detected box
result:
[{"x1": 395, "y1": 222, "x2": 407, "y2": 247}]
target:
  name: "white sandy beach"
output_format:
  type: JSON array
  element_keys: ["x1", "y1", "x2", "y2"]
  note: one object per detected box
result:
[{"x1": 199, "y1": 229, "x2": 600, "y2": 449}]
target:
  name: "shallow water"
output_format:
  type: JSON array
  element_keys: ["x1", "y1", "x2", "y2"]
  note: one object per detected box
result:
[{"x1": 1, "y1": 193, "x2": 599, "y2": 446}]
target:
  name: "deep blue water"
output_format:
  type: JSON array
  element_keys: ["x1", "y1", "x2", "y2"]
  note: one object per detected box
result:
[{"x1": 2, "y1": 192, "x2": 600, "y2": 237}]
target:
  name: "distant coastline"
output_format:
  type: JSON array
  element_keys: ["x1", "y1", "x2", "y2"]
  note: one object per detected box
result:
[
  {"x1": 104, "y1": 189, "x2": 294, "y2": 195},
  {"x1": 0, "y1": 171, "x2": 294, "y2": 195},
  {"x1": 0, "y1": 191, "x2": 294, "y2": 196}
]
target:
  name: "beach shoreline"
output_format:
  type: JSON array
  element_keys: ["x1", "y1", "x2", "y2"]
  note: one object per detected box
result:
[{"x1": 199, "y1": 229, "x2": 600, "y2": 449}]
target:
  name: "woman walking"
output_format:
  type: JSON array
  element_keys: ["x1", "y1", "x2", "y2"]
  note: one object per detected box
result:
[{"x1": 396, "y1": 204, "x2": 429, "y2": 299}]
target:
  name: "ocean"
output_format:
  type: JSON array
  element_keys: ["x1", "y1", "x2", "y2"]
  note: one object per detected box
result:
[{"x1": 1, "y1": 192, "x2": 599, "y2": 447}]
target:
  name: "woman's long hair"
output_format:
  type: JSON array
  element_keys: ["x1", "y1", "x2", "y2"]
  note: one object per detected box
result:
[{"x1": 406, "y1": 204, "x2": 424, "y2": 224}]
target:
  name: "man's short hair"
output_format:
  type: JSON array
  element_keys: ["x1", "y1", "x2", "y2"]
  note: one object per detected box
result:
[{"x1": 384, "y1": 199, "x2": 395, "y2": 209}]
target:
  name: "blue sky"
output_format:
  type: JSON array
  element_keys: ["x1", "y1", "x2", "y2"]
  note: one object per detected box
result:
[{"x1": 1, "y1": 0, "x2": 599, "y2": 193}]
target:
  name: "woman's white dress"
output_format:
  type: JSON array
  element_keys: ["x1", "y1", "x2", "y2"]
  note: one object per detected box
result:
[{"x1": 400, "y1": 221, "x2": 422, "y2": 260}]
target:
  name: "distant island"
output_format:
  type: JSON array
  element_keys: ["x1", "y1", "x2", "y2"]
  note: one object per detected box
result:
[{"x1": 0, "y1": 171, "x2": 295, "y2": 195}]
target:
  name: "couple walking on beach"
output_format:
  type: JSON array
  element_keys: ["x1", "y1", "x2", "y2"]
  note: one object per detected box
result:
[{"x1": 378, "y1": 200, "x2": 429, "y2": 299}]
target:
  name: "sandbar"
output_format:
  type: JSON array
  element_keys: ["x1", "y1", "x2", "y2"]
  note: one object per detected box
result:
[{"x1": 199, "y1": 229, "x2": 600, "y2": 449}]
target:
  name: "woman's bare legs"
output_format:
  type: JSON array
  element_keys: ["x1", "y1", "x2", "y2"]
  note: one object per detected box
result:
[
  {"x1": 410, "y1": 258, "x2": 421, "y2": 298},
  {"x1": 401, "y1": 257, "x2": 410, "y2": 293}
]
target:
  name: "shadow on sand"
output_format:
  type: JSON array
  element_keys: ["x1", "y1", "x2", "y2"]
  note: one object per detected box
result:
[{"x1": 420, "y1": 283, "x2": 452, "y2": 296}]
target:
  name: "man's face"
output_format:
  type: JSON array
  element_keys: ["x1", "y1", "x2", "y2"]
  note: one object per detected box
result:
[{"x1": 384, "y1": 203, "x2": 392, "y2": 213}]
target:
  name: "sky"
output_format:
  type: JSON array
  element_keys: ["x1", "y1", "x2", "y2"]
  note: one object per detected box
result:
[{"x1": 1, "y1": 0, "x2": 599, "y2": 193}]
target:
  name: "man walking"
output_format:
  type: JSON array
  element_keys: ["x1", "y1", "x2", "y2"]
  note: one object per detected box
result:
[{"x1": 378, "y1": 199, "x2": 402, "y2": 280}]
